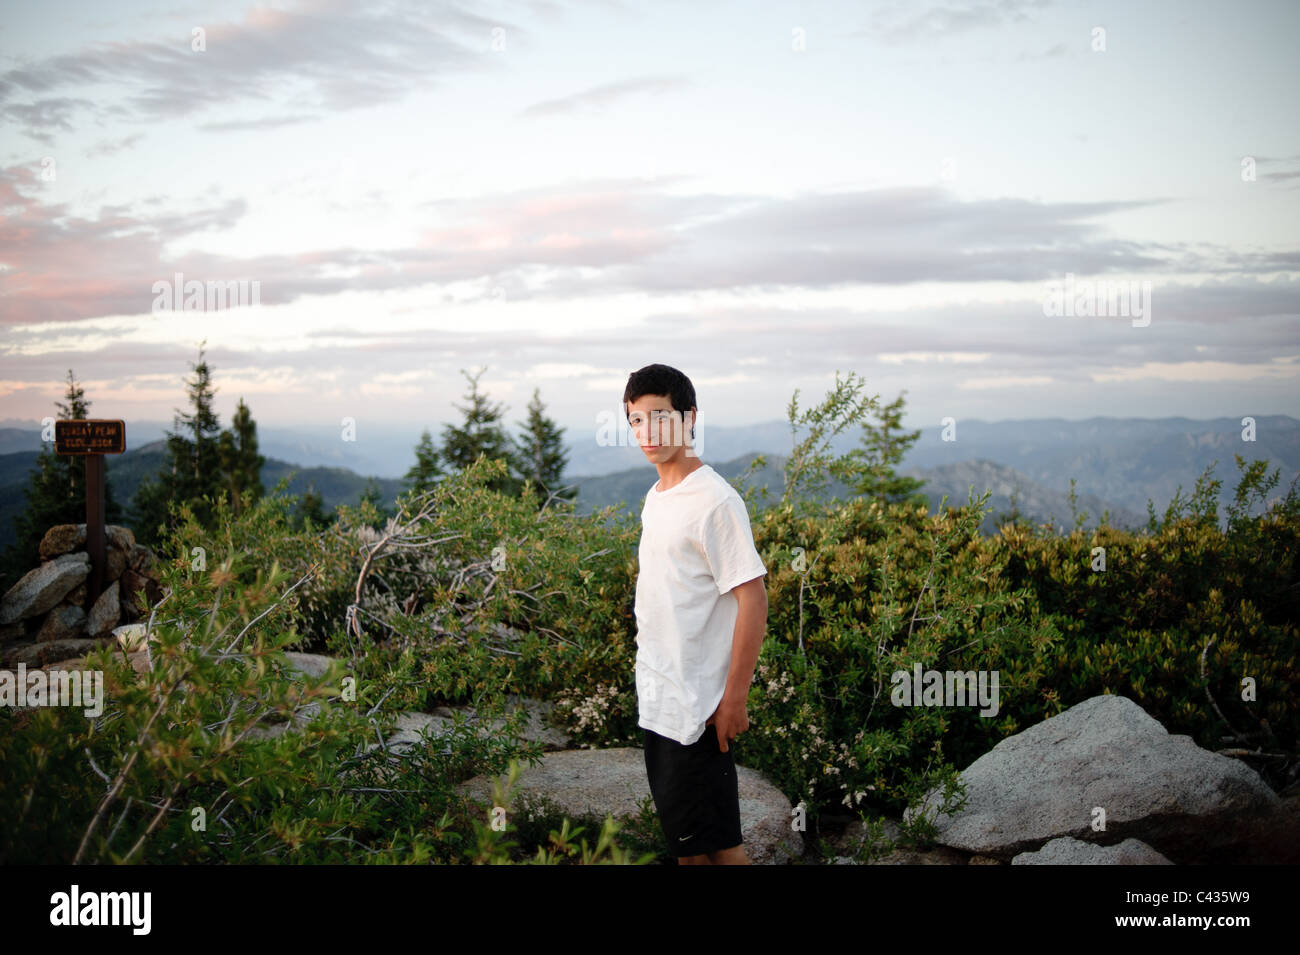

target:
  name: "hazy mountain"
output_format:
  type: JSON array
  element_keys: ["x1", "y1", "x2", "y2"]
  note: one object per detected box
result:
[
  {"x1": 899, "y1": 458, "x2": 1149, "y2": 534},
  {"x1": 895, "y1": 415, "x2": 1299, "y2": 522},
  {"x1": 572, "y1": 452, "x2": 1148, "y2": 535},
  {"x1": 4, "y1": 415, "x2": 1293, "y2": 520},
  {"x1": 2, "y1": 415, "x2": 1293, "y2": 556}
]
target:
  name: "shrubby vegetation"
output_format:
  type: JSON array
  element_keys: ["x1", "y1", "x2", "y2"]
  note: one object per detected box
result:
[{"x1": 3, "y1": 371, "x2": 1295, "y2": 863}]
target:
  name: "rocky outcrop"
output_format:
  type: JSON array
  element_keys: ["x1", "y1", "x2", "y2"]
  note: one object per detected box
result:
[
  {"x1": 1012, "y1": 836, "x2": 1173, "y2": 865},
  {"x1": 86, "y1": 580, "x2": 121, "y2": 638},
  {"x1": 0, "y1": 553, "x2": 90, "y2": 625},
  {"x1": 1, "y1": 525, "x2": 163, "y2": 656},
  {"x1": 3, "y1": 636, "x2": 113, "y2": 668},
  {"x1": 221, "y1": 657, "x2": 801, "y2": 864},
  {"x1": 459, "y1": 747, "x2": 805, "y2": 865},
  {"x1": 906, "y1": 694, "x2": 1290, "y2": 864},
  {"x1": 35, "y1": 602, "x2": 88, "y2": 642},
  {"x1": 824, "y1": 816, "x2": 975, "y2": 864}
]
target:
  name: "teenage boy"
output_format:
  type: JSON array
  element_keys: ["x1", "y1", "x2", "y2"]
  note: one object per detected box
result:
[{"x1": 623, "y1": 363, "x2": 769, "y2": 866}]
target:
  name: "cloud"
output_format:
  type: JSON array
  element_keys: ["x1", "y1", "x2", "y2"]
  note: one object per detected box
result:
[
  {"x1": 0, "y1": 162, "x2": 248, "y2": 322},
  {"x1": 0, "y1": 0, "x2": 513, "y2": 142},
  {"x1": 84, "y1": 133, "x2": 144, "y2": 157},
  {"x1": 1253, "y1": 155, "x2": 1300, "y2": 188},
  {"x1": 518, "y1": 74, "x2": 693, "y2": 118},
  {"x1": 858, "y1": 0, "x2": 1054, "y2": 43},
  {"x1": 197, "y1": 114, "x2": 321, "y2": 132},
  {"x1": 0, "y1": 97, "x2": 96, "y2": 144},
  {"x1": 1091, "y1": 360, "x2": 1299, "y2": 384},
  {"x1": 3, "y1": 164, "x2": 1297, "y2": 325}
]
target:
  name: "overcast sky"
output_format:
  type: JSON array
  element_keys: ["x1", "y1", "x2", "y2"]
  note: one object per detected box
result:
[{"x1": 1, "y1": 0, "x2": 1297, "y2": 446}]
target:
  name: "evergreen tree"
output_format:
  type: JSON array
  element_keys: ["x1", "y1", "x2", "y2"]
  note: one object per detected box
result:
[
  {"x1": 217, "y1": 397, "x2": 266, "y2": 515},
  {"x1": 130, "y1": 342, "x2": 225, "y2": 550},
  {"x1": 848, "y1": 391, "x2": 927, "y2": 506},
  {"x1": 3, "y1": 371, "x2": 124, "y2": 586},
  {"x1": 358, "y1": 478, "x2": 393, "y2": 524},
  {"x1": 439, "y1": 367, "x2": 522, "y2": 495},
  {"x1": 296, "y1": 482, "x2": 332, "y2": 530},
  {"x1": 130, "y1": 465, "x2": 171, "y2": 552},
  {"x1": 514, "y1": 387, "x2": 574, "y2": 506},
  {"x1": 403, "y1": 428, "x2": 444, "y2": 497}
]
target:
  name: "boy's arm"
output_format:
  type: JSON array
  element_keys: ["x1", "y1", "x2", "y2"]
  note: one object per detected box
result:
[{"x1": 708, "y1": 575, "x2": 768, "y2": 753}]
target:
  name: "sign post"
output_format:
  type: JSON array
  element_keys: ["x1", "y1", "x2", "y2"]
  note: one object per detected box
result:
[{"x1": 55, "y1": 419, "x2": 126, "y2": 604}]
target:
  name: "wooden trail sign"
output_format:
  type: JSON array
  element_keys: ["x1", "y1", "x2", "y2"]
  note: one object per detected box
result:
[
  {"x1": 55, "y1": 419, "x2": 125, "y2": 455},
  {"x1": 55, "y1": 419, "x2": 126, "y2": 604}
]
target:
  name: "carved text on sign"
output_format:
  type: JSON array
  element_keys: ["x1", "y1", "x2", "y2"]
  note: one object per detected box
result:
[{"x1": 55, "y1": 419, "x2": 126, "y2": 455}]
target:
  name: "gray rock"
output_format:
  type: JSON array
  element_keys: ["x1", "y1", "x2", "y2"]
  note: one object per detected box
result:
[
  {"x1": 42, "y1": 656, "x2": 92, "y2": 671},
  {"x1": 2, "y1": 637, "x2": 111, "y2": 668},
  {"x1": 281, "y1": 652, "x2": 337, "y2": 679},
  {"x1": 248, "y1": 708, "x2": 450, "y2": 751},
  {"x1": 300, "y1": 676, "x2": 567, "y2": 755},
  {"x1": 65, "y1": 582, "x2": 88, "y2": 608},
  {"x1": 118, "y1": 568, "x2": 163, "y2": 615},
  {"x1": 243, "y1": 705, "x2": 321, "y2": 741},
  {"x1": 41, "y1": 652, "x2": 146, "y2": 675},
  {"x1": 107, "y1": 525, "x2": 136, "y2": 553},
  {"x1": 828, "y1": 815, "x2": 903, "y2": 855},
  {"x1": 245, "y1": 653, "x2": 350, "y2": 741},
  {"x1": 39, "y1": 524, "x2": 87, "y2": 559},
  {"x1": 127, "y1": 544, "x2": 154, "y2": 573},
  {"x1": 105, "y1": 547, "x2": 127, "y2": 583},
  {"x1": 231, "y1": 660, "x2": 573, "y2": 778},
  {"x1": 868, "y1": 843, "x2": 971, "y2": 865},
  {"x1": 87, "y1": 581, "x2": 121, "y2": 637},
  {"x1": 37, "y1": 603, "x2": 87, "y2": 642},
  {"x1": 824, "y1": 816, "x2": 970, "y2": 864},
  {"x1": 378, "y1": 711, "x2": 457, "y2": 754},
  {"x1": 1, "y1": 621, "x2": 29, "y2": 645},
  {"x1": 1012, "y1": 836, "x2": 1173, "y2": 865},
  {"x1": 82, "y1": 649, "x2": 151, "y2": 675},
  {"x1": 430, "y1": 695, "x2": 571, "y2": 750},
  {"x1": 368, "y1": 700, "x2": 571, "y2": 758},
  {"x1": 459, "y1": 747, "x2": 805, "y2": 865},
  {"x1": 907, "y1": 694, "x2": 1282, "y2": 863},
  {"x1": 241, "y1": 660, "x2": 331, "y2": 741},
  {"x1": 0, "y1": 553, "x2": 91, "y2": 625}
]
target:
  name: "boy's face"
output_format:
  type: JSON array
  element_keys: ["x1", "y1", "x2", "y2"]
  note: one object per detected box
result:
[{"x1": 626, "y1": 393, "x2": 695, "y2": 462}]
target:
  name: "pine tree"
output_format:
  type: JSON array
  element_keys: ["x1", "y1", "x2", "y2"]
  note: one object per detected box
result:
[
  {"x1": 403, "y1": 428, "x2": 444, "y2": 497},
  {"x1": 439, "y1": 367, "x2": 522, "y2": 495},
  {"x1": 2, "y1": 370, "x2": 123, "y2": 587},
  {"x1": 217, "y1": 397, "x2": 266, "y2": 515},
  {"x1": 358, "y1": 478, "x2": 393, "y2": 524},
  {"x1": 130, "y1": 342, "x2": 226, "y2": 550},
  {"x1": 296, "y1": 483, "x2": 332, "y2": 530},
  {"x1": 515, "y1": 387, "x2": 574, "y2": 506},
  {"x1": 849, "y1": 391, "x2": 927, "y2": 506}
]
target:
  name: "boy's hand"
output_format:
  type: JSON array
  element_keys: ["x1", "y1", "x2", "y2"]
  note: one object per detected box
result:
[{"x1": 706, "y1": 697, "x2": 749, "y2": 752}]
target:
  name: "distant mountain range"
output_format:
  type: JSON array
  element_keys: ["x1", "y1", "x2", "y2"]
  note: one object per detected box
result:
[
  {"x1": 0, "y1": 438, "x2": 407, "y2": 556},
  {"x1": 1, "y1": 415, "x2": 1295, "y2": 553},
  {"x1": 572, "y1": 451, "x2": 1149, "y2": 535}
]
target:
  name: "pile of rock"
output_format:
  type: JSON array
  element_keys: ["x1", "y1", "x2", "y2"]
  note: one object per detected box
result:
[
  {"x1": 0, "y1": 524, "x2": 164, "y2": 668},
  {"x1": 899, "y1": 694, "x2": 1298, "y2": 865}
]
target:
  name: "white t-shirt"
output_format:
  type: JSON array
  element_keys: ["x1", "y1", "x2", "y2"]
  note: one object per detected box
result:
[{"x1": 634, "y1": 464, "x2": 768, "y2": 745}]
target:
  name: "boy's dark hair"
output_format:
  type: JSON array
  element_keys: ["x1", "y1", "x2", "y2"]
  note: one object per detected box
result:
[{"x1": 624, "y1": 363, "x2": 697, "y2": 440}]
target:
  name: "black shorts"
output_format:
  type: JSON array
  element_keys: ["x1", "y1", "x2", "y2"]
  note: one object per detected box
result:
[{"x1": 643, "y1": 724, "x2": 743, "y2": 858}]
